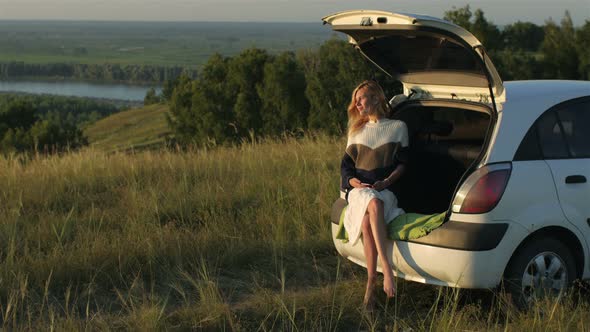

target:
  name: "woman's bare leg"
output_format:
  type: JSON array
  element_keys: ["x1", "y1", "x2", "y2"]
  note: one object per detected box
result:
[
  {"x1": 366, "y1": 198, "x2": 396, "y2": 298},
  {"x1": 361, "y1": 213, "x2": 377, "y2": 307}
]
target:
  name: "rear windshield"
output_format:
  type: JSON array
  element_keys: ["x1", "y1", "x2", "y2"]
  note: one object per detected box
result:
[{"x1": 359, "y1": 34, "x2": 487, "y2": 85}]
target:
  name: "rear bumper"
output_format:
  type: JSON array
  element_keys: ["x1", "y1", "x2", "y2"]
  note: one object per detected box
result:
[
  {"x1": 331, "y1": 219, "x2": 528, "y2": 288},
  {"x1": 331, "y1": 198, "x2": 508, "y2": 251}
]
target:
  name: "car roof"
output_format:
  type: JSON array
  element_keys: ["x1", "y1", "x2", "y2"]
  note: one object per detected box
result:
[
  {"x1": 503, "y1": 80, "x2": 590, "y2": 110},
  {"x1": 488, "y1": 80, "x2": 590, "y2": 163}
]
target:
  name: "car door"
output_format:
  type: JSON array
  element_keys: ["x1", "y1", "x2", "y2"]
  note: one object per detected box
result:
[{"x1": 539, "y1": 98, "x2": 590, "y2": 246}]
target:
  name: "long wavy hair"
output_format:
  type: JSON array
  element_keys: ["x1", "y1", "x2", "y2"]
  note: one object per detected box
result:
[{"x1": 347, "y1": 80, "x2": 389, "y2": 136}]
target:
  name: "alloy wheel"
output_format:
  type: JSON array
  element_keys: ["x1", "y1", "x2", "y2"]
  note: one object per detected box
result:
[{"x1": 521, "y1": 251, "x2": 568, "y2": 304}]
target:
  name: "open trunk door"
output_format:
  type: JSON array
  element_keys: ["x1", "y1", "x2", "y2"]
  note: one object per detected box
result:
[{"x1": 322, "y1": 10, "x2": 505, "y2": 108}]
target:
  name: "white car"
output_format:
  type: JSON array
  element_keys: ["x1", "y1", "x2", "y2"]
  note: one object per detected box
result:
[{"x1": 324, "y1": 10, "x2": 590, "y2": 306}]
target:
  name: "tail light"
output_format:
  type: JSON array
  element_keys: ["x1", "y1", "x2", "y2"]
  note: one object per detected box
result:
[{"x1": 452, "y1": 163, "x2": 512, "y2": 214}]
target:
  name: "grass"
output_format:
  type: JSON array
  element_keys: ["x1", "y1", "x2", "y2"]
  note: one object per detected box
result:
[
  {"x1": 83, "y1": 103, "x2": 171, "y2": 153},
  {"x1": 0, "y1": 133, "x2": 589, "y2": 330}
]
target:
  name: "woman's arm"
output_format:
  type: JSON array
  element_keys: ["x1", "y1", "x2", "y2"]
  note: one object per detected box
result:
[
  {"x1": 341, "y1": 153, "x2": 356, "y2": 190},
  {"x1": 341, "y1": 153, "x2": 373, "y2": 190},
  {"x1": 372, "y1": 164, "x2": 406, "y2": 191}
]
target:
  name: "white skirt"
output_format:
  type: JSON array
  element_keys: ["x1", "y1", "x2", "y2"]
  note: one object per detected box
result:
[{"x1": 343, "y1": 188, "x2": 404, "y2": 245}]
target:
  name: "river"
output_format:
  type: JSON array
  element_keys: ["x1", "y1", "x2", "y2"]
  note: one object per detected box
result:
[{"x1": 0, "y1": 80, "x2": 159, "y2": 102}]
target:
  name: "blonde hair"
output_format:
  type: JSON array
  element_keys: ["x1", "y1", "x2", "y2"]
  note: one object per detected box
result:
[{"x1": 347, "y1": 80, "x2": 389, "y2": 135}]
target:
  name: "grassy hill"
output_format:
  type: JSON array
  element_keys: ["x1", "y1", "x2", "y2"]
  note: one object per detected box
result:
[
  {"x1": 0, "y1": 129, "x2": 589, "y2": 329},
  {"x1": 84, "y1": 103, "x2": 171, "y2": 152}
]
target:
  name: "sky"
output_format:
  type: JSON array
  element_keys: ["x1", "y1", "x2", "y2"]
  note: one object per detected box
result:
[{"x1": 0, "y1": 0, "x2": 588, "y2": 26}]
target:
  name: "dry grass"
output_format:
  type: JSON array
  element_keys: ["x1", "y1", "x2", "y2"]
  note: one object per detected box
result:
[{"x1": 0, "y1": 134, "x2": 588, "y2": 330}]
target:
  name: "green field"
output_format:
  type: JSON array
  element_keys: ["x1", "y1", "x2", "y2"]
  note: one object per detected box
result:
[
  {"x1": 0, "y1": 21, "x2": 335, "y2": 68},
  {"x1": 2, "y1": 105, "x2": 589, "y2": 329}
]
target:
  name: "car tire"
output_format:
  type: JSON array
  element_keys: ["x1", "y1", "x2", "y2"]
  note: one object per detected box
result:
[{"x1": 503, "y1": 237, "x2": 577, "y2": 309}]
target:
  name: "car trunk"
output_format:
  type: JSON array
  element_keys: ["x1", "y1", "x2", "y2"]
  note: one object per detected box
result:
[{"x1": 389, "y1": 100, "x2": 493, "y2": 215}]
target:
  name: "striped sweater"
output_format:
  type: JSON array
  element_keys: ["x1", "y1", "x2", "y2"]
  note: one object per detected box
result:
[{"x1": 341, "y1": 118, "x2": 409, "y2": 191}]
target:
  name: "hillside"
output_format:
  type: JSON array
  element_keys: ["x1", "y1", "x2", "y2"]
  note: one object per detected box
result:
[
  {"x1": 0, "y1": 133, "x2": 589, "y2": 329},
  {"x1": 84, "y1": 103, "x2": 171, "y2": 152}
]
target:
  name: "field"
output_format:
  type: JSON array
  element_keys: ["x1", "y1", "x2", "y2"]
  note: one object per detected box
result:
[
  {"x1": 0, "y1": 21, "x2": 335, "y2": 68},
  {"x1": 2, "y1": 110, "x2": 590, "y2": 329}
]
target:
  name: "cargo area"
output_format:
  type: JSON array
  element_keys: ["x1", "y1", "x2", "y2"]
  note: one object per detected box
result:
[{"x1": 390, "y1": 100, "x2": 493, "y2": 215}]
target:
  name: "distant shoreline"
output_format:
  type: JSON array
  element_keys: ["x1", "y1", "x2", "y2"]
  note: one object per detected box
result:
[{"x1": 0, "y1": 91, "x2": 143, "y2": 107}]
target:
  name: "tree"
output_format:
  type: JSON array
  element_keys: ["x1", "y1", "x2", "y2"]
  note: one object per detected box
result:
[
  {"x1": 143, "y1": 87, "x2": 160, "y2": 105},
  {"x1": 29, "y1": 117, "x2": 87, "y2": 152},
  {"x1": 502, "y1": 21, "x2": 544, "y2": 51},
  {"x1": 444, "y1": 5, "x2": 472, "y2": 30},
  {"x1": 491, "y1": 49, "x2": 541, "y2": 80},
  {"x1": 258, "y1": 52, "x2": 309, "y2": 136},
  {"x1": 541, "y1": 12, "x2": 579, "y2": 79},
  {"x1": 445, "y1": 6, "x2": 502, "y2": 51},
  {"x1": 575, "y1": 20, "x2": 590, "y2": 80},
  {"x1": 161, "y1": 77, "x2": 179, "y2": 102},
  {"x1": 303, "y1": 39, "x2": 372, "y2": 134},
  {"x1": 167, "y1": 74, "x2": 198, "y2": 144},
  {"x1": 470, "y1": 9, "x2": 502, "y2": 50},
  {"x1": 227, "y1": 48, "x2": 269, "y2": 137},
  {"x1": 0, "y1": 99, "x2": 36, "y2": 133},
  {"x1": 0, "y1": 97, "x2": 89, "y2": 153},
  {"x1": 194, "y1": 53, "x2": 239, "y2": 144}
]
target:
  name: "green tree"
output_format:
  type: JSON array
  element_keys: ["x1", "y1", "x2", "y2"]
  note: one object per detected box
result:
[
  {"x1": 0, "y1": 99, "x2": 36, "y2": 133},
  {"x1": 258, "y1": 52, "x2": 309, "y2": 136},
  {"x1": 492, "y1": 49, "x2": 541, "y2": 80},
  {"x1": 167, "y1": 74, "x2": 198, "y2": 144},
  {"x1": 470, "y1": 9, "x2": 502, "y2": 50},
  {"x1": 575, "y1": 20, "x2": 590, "y2": 80},
  {"x1": 502, "y1": 21, "x2": 544, "y2": 51},
  {"x1": 144, "y1": 87, "x2": 160, "y2": 105},
  {"x1": 541, "y1": 12, "x2": 579, "y2": 79},
  {"x1": 445, "y1": 6, "x2": 502, "y2": 51},
  {"x1": 29, "y1": 117, "x2": 87, "y2": 152},
  {"x1": 193, "y1": 53, "x2": 238, "y2": 144},
  {"x1": 161, "y1": 77, "x2": 179, "y2": 102},
  {"x1": 303, "y1": 39, "x2": 372, "y2": 134},
  {"x1": 444, "y1": 5, "x2": 472, "y2": 30},
  {"x1": 228, "y1": 48, "x2": 269, "y2": 137}
]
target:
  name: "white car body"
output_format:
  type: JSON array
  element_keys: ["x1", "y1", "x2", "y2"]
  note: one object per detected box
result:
[
  {"x1": 331, "y1": 81, "x2": 590, "y2": 288},
  {"x1": 324, "y1": 10, "x2": 590, "y2": 295}
]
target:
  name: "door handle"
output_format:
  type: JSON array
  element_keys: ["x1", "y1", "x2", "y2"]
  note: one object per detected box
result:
[{"x1": 565, "y1": 175, "x2": 587, "y2": 184}]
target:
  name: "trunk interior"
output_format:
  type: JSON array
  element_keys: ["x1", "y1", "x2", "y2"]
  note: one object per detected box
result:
[{"x1": 389, "y1": 100, "x2": 492, "y2": 215}]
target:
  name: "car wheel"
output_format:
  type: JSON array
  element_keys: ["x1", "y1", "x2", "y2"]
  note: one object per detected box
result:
[{"x1": 503, "y1": 237, "x2": 576, "y2": 308}]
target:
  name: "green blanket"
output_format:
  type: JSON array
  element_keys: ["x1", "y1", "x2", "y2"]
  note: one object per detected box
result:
[{"x1": 335, "y1": 207, "x2": 446, "y2": 243}]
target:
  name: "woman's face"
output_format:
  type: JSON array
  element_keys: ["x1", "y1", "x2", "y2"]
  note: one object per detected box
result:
[{"x1": 355, "y1": 88, "x2": 374, "y2": 116}]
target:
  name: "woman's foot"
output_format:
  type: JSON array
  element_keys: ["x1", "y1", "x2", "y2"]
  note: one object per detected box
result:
[
  {"x1": 383, "y1": 272, "x2": 396, "y2": 298},
  {"x1": 363, "y1": 275, "x2": 377, "y2": 310},
  {"x1": 362, "y1": 296, "x2": 376, "y2": 313}
]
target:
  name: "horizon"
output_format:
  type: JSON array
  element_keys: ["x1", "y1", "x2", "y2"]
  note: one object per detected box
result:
[
  {"x1": 0, "y1": 1, "x2": 588, "y2": 26},
  {"x1": 0, "y1": 16, "x2": 585, "y2": 27}
]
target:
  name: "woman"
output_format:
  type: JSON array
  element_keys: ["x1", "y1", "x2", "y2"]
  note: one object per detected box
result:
[{"x1": 340, "y1": 80, "x2": 409, "y2": 308}]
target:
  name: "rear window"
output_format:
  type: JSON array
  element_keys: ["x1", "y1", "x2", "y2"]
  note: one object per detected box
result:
[
  {"x1": 514, "y1": 97, "x2": 590, "y2": 160},
  {"x1": 537, "y1": 111, "x2": 569, "y2": 159},
  {"x1": 555, "y1": 102, "x2": 590, "y2": 158},
  {"x1": 363, "y1": 35, "x2": 479, "y2": 72},
  {"x1": 359, "y1": 34, "x2": 488, "y2": 87}
]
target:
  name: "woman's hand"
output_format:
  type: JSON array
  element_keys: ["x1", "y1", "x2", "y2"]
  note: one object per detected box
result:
[
  {"x1": 372, "y1": 180, "x2": 390, "y2": 191},
  {"x1": 349, "y1": 178, "x2": 372, "y2": 189},
  {"x1": 373, "y1": 165, "x2": 405, "y2": 191}
]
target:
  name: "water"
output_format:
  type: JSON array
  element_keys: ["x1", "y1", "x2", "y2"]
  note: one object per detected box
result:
[{"x1": 0, "y1": 80, "x2": 159, "y2": 101}]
